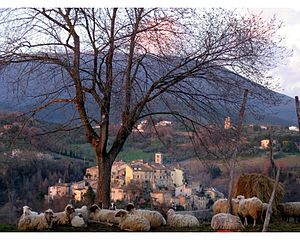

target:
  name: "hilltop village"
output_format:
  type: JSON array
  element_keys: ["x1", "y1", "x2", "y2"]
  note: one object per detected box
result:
[{"x1": 46, "y1": 152, "x2": 223, "y2": 210}]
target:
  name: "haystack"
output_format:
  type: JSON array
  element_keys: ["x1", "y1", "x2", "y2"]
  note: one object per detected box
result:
[{"x1": 234, "y1": 173, "x2": 284, "y2": 209}]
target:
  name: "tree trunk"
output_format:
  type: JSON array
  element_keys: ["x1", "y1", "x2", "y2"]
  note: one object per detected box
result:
[
  {"x1": 227, "y1": 162, "x2": 236, "y2": 213},
  {"x1": 262, "y1": 168, "x2": 280, "y2": 232},
  {"x1": 95, "y1": 153, "x2": 113, "y2": 209}
]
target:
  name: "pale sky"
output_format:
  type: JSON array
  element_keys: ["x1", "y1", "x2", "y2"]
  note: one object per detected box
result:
[
  {"x1": 1, "y1": 1, "x2": 300, "y2": 98},
  {"x1": 251, "y1": 8, "x2": 300, "y2": 98}
]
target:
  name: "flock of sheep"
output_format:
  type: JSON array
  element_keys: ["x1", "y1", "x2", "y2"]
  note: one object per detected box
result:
[
  {"x1": 17, "y1": 197, "x2": 300, "y2": 231},
  {"x1": 17, "y1": 203, "x2": 200, "y2": 231},
  {"x1": 211, "y1": 195, "x2": 300, "y2": 231}
]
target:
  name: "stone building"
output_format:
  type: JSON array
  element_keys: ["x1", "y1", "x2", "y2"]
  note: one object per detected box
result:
[
  {"x1": 170, "y1": 167, "x2": 185, "y2": 187},
  {"x1": 48, "y1": 183, "x2": 71, "y2": 200},
  {"x1": 111, "y1": 187, "x2": 126, "y2": 202}
]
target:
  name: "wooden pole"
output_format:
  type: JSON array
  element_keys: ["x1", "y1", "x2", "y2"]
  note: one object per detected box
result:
[
  {"x1": 268, "y1": 129, "x2": 277, "y2": 179},
  {"x1": 227, "y1": 89, "x2": 249, "y2": 213},
  {"x1": 262, "y1": 168, "x2": 280, "y2": 232},
  {"x1": 295, "y1": 96, "x2": 300, "y2": 128},
  {"x1": 294, "y1": 96, "x2": 300, "y2": 151}
]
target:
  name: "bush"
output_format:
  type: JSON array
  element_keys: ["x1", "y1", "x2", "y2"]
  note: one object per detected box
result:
[{"x1": 209, "y1": 166, "x2": 222, "y2": 179}]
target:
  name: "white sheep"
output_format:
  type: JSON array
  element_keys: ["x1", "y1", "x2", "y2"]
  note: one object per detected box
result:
[
  {"x1": 211, "y1": 213, "x2": 244, "y2": 231},
  {"x1": 89, "y1": 204, "x2": 119, "y2": 225},
  {"x1": 18, "y1": 209, "x2": 54, "y2": 231},
  {"x1": 115, "y1": 209, "x2": 150, "y2": 231},
  {"x1": 75, "y1": 205, "x2": 89, "y2": 223},
  {"x1": 126, "y1": 203, "x2": 166, "y2": 228},
  {"x1": 238, "y1": 196, "x2": 263, "y2": 227},
  {"x1": 213, "y1": 197, "x2": 241, "y2": 216},
  {"x1": 52, "y1": 204, "x2": 76, "y2": 226},
  {"x1": 22, "y1": 206, "x2": 39, "y2": 217},
  {"x1": 71, "y1": 214, "x2": 86, "y2": 228},
  {"x1": 166, "y1": 209, "x2": 199, "y2": 228}
]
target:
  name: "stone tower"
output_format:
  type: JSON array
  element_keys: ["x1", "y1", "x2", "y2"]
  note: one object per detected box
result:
[
  {"x1": 155, "y1": 152, "x2": 163, "y2": 164},
  {"x1": 224, "y1": 116, "x2": 231, "y2": 129}
]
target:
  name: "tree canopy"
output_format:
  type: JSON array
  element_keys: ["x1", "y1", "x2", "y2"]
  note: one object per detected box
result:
[{"x1": 0, "y1": 8, "x2": 288, "y2": 207}]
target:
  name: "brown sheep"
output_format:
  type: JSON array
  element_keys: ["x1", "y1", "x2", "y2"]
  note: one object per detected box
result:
[{"x1": 238, "y1": 197, "x2": 263, "y2": 227}]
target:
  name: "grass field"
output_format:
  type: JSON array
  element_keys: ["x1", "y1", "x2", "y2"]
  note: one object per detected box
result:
[
  {"x1": 2, "y1": 219, "x2": 300, "y2": 232},
  {"x1": 118, "y1": 148, "x2": 154, "y2": 162}
]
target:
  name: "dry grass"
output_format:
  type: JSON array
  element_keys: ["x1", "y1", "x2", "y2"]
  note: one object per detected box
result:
[{"x1": 234, "y1": 173, "x2": 284, "y2": 210}]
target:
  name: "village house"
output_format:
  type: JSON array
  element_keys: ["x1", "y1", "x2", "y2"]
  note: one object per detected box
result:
[
  {"x1": 224, "y1": 116, "x2": 231, "y2": 129},
  {"x1": 260, "y1": 139, "x2": 277, "y2": 150},
  {"x1": 172, "y1": 195, "x2": 191, "y2": 209},
  {"x1": 189, "y1": 194, "x2": 209, "y2": 210},
  {"x1": 204, "y1": 187, "x2": 224, "y2": 200},
  {"x1": 133, "y1": 120, "x2": 148, "y2": 133},
  {"x1": 130, "y1": 160, "x2": 154, "y2": 185},
  {"x1": 175, "y1": 184, "x2": 192, "y2": 197},
  {"x1": 124, "y1": 181, "x2": 144, "y2": 203},
  {"x1": 150, "y1": 190, "x2": 173, "y2": 206},
  {"x1": 72, "y1": 187, "x2": 88, "y2": 202},
  {"x1": 260, "y1": 139, "x2": 270, "y2": 149},
  {"x1": 170, "y1": 167, "x2": 185, "y2": 187},
  {"x1": 70, "y1": 179, "x2": 97, "y2": 202},
  {"x1": 84, "y1": 166, "x2": 98, "y2": 180},
  {"x1": 155, "y1": 120, "x2": 172, "y2": 127},
  {"x1": 111, "y1": 160, "x2": 128, "y2": 186},
  {"x1": 111, "y1": 187, "x2": 126, "y2": 202},
  {"x1": 289, "y1": 126, "x2": 299, "y2": 132},
  {"x1": 48, "y1": 182, "x2": 71, "y2": 200},
  {"x1": 3, "y1": 124, "x2": 13, "y2": 130}
]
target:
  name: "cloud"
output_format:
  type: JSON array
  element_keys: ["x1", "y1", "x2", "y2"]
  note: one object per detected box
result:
[{"x1": 271, "y1": 46, "x2": 300, "y2": 97}]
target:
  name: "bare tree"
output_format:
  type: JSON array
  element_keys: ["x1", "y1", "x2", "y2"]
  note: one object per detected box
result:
[{"x1": 0, "y1": 8, "x2": 287, "y2": 207}]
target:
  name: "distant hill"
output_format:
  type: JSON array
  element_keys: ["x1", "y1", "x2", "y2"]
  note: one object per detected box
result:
[
  {"x1": 0, "y1": 61, "x2": 298, "y2": 127},
  {"x1": 245, "y1": 92, "x2": 297, "y2": 126}
]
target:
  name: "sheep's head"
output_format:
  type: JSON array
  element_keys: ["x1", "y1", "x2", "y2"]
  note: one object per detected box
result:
[
  {"x1": 44, "y1": 209, "x2": 54, "y2": 225},
  {"x1": 236, "y1": 195, "x2": 245, "y2": 201},
  {"x1": 115, "y1": 210, "x2": 127, "y2": 218},
  {"x1": 110, "y1": 202, "x2": 116, "y2": 210},
  {"x1": 65, "y1": 204, "x2": 75, "y2": 216},
  {"x1": 167, "y1": 209, "x2": 175, "y2": 216},
  {"x1": 126, "y1": 203, "x2": 135, "y2": 212},
  {"x1": 90, "y1": 204, "x2": 100, "y2": 213},
  {"x1": 22, "y1": 206, "x2": 31, "y2": 215},
  {"x1": 81, "y1": 206, "x2": 88, "y2": 211}
]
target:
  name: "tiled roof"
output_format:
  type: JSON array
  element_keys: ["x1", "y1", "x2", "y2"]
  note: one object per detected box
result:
[{"x1": 131, "y1": 163, "x2": 153, "y2": 172}]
